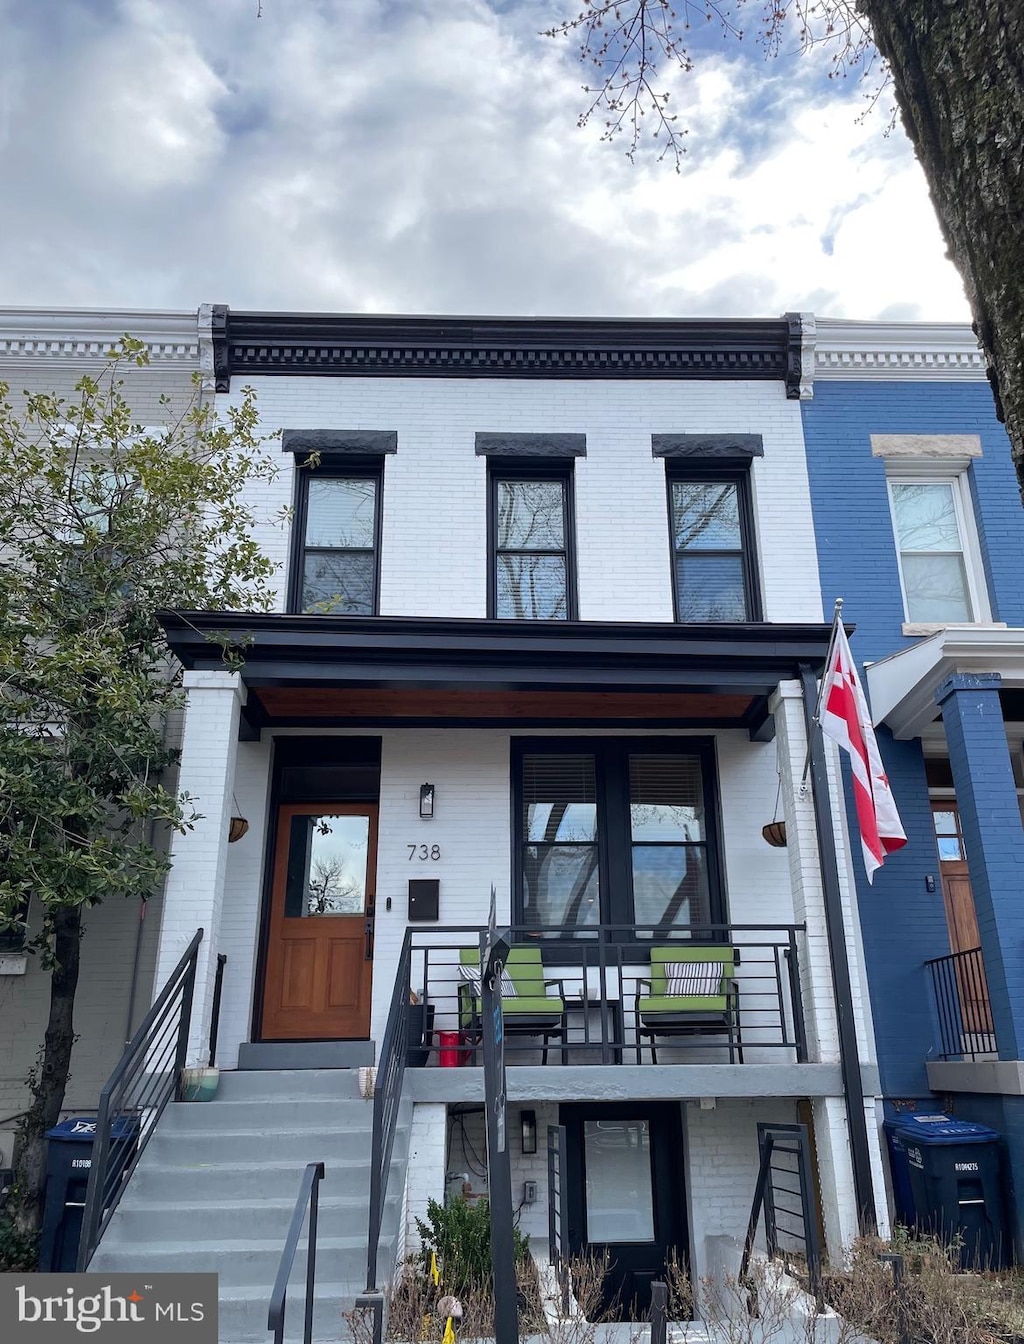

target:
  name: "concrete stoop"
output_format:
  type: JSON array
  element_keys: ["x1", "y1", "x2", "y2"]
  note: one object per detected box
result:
[{"x1": 89, "y1": 1067, "x2": 409, "y2": 1343}]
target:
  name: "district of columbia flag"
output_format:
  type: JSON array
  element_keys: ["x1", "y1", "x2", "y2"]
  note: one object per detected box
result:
[{"x1": 818, "y1": 618, "x2": 907, "y2": 883}]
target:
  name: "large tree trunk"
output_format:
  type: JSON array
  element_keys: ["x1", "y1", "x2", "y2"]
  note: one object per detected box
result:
[
  {"x1": 858, "y1": 2, "x2": 1024, "y2": 498},
  {"x1": 11, "y1": 904, "x2": 83, "y2": 1236}
]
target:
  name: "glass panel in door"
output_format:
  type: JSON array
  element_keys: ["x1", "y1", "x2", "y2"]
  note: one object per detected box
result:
[{"x1": 584, "y1": 1120, "x2": 655, "y2": 1242}]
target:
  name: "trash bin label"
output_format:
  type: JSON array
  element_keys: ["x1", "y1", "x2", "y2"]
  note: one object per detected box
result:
[
  {"x1": 70, "y1": 1159, "x2": 91, "y2": 1169},
  {"x1": 907, "y1": 1145, "x2": 924, "y2": 1169},
  {"x1": 955, "y1": 1161, "x2": 980, "y2": 1172}
]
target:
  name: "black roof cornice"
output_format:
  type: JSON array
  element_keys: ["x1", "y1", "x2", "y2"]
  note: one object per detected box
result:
[{"x1": 211, "y1": 307, "x2": 805, "y2": 396}]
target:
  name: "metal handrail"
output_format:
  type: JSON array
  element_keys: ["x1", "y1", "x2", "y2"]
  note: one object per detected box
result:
[
  {"x1": 925, "y1": 946, "x2": 996, "y2": 1060},
  {"x1": 76, "y1": 927, "x2": 203, "y2": 1270},
  {"x1": 547, "y1": 1124, "x2": 569, "y2": 1313},
  {"x1": 268, "y1": 1161, "x2": 325, "y2": 1344},
  {"x1": 740, "y1": 1122, "x2": 822, "y2": 1308},
  {"x1": 365, "y1": 928, "x2": 413, "y2": 1291}
]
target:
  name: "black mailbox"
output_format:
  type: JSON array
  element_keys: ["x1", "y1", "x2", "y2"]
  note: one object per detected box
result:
[
  {"x1": 39, "y1": 1115, "x2": 138, "y2": 1272},
  {"x1": 408, "y1": 879, "x2": 439, "y2": 922},
  {"x1": 884, "y1": 1113, "x2": 1008, "y2": 1269}
]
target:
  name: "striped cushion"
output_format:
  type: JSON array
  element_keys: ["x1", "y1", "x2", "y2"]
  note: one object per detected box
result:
[
  {"x1": 459, "y1": 965, "x2": 518, "y2": 999},
  {"x1": 663, "y1": 961, "x2": 724, "y2": 997}
]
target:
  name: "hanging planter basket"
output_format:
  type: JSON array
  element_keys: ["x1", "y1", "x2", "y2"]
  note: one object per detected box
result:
[{"x1": 761, "y1": 820, "x2": 788, "y2": 848}]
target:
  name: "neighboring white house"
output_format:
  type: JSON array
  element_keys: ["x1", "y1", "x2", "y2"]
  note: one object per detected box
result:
[{"x1": 0, "y1": 307, "x2": 203, "y2": 1177}]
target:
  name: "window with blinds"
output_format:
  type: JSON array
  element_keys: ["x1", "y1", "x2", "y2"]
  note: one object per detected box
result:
[
  {"x1": 522, "y1": 753, "x2": 600, "y2": 931},
  {"x1": 515, "y1": 743, "x2": 720, "y2": 935}
]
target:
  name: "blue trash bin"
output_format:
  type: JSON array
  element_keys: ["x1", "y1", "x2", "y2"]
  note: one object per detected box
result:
[
  {"x1": 39, "y1": 1115, "x2": 139, "y2": 1272},
  {"x1": 884, "y1": 1113, "x2": 1008, "y2": 1269}
]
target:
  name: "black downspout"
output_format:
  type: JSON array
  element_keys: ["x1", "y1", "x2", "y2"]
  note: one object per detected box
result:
[{"x1": 799, "y1": 663, "x2": 877, "y2": 1234}]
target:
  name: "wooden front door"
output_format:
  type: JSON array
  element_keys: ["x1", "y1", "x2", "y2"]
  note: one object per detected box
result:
[
  {"x1": 931, "y1": 802, "x2": 992, "y2": 1038},
  {"x1": 262, "y1": 804, "x2": 377, "y2": 1040}
]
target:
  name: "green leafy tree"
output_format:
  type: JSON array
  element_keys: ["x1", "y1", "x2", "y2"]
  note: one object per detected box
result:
[
  {"x1": 547, "y1": 3, "x2": 1024, "y2": 498},
  {"x1": 0, "y1": 340, "x2": 278, "y2": 1234}
]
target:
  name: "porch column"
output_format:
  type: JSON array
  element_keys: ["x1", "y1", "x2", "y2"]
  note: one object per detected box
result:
[
  {"x1": 770, "y1": 679, "x2": 879, "y2": 1254},
  {"x1": 936, "y1": 673, "x2": 1024, "y2": 1061},
  {"x1": 153, "y1": 670, "x2": 245, "y2": 1066}
]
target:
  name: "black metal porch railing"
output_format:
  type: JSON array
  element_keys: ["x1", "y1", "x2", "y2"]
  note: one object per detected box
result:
[
  {"x1": 925, "y1": 947, "x2": 996, "y2": 1061},
  {"x1": 403, "y1": 923, "x2": 808, "y2": 1067},
  {"x1": 268, "y1": 1161, "x2": 325, "y2": 1344},
  {"x1": 365, "y1": 929, "x2": 413, "y2": 1294},
  {"x1": 741, "y1": 1121, "x2": 823, "y2": 1308},
  {"x1": 547, "y1": 1124, "x2": 570, "y2": 1314},
  {"x1": 76, "y1": 927, "x2": 203, "y2": 1270}
]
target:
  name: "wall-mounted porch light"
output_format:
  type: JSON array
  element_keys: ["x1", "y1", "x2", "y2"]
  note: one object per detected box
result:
[
  {"x1": 419, "y1": 783, "x2": 435, "y2": 819},
  {"x1": 520, "y1": 1108, "x2": 537, "y2": 1155}
]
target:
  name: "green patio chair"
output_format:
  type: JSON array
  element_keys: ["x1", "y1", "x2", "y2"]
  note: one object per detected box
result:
[
  {"x1": 634, "y1": 945, "x2": 742, "y2": 1064},
  {"x1": 459, "y1": 946, "x2": 567, "y2": 1065}
]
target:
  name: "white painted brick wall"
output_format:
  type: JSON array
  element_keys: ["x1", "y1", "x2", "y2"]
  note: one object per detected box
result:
[
  {"x1": 405, "y1": 1102, "x2": 448, "y2": 1253},
  {"x1": 225, "y1": 375, "x2": 823, "y2": 624},
  {"x1": 153, "y1": 672, "x2": 244, "y2": 1063},
  {"x1": 443, "y1": 1102, "x2": 558, "y2": 1249},
  {"x1": 687, "y1": 1099, "x2": 798, "y2": 1279}
]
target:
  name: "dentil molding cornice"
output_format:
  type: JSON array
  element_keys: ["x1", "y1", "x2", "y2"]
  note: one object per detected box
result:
[{"x1": 0, "y1": 307, "x2": 200, "y2": 369}]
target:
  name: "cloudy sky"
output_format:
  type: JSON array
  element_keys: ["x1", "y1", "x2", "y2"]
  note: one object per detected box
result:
[{"x1": 0, "y1": 0, "x2": 970, "y2": 321}]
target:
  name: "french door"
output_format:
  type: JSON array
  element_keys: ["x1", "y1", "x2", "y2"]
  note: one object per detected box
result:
[{"x1": 513, "y1": 739, "x2": 722, "y2": 936}]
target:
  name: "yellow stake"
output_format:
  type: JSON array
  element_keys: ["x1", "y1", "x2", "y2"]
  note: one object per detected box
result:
[
  {"x1": 430, "y1": 1250, "x2": 440, "y2": 1286},
  {"x1": 442, "y1": 1316, "x2": 456, "y2": 1344}
]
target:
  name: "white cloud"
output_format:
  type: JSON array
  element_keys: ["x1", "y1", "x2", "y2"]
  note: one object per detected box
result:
[{"x1": 0, "y1": 0, "x2": 970, "y2": 322}]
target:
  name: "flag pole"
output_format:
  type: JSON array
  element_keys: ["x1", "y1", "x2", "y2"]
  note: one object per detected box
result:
[{"x1": 800, "y1": 596, "x2": 844, "y2": 787}]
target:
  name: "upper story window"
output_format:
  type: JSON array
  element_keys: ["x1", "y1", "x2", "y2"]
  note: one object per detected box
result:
[
  {"x1": 667, "y1": 469, "x2": 761, "y2": 621},
  {"x1": 489, "y1": 466, "x2": 577, "y2": 620},
  {"x1": 290, "y1": 467, "x2": 381, "y2": 615},
  {"x1": 887, "y1": 476, "x2": 987, "y2": 624}
]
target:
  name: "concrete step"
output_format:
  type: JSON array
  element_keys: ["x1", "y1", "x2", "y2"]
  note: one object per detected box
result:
[
  {"x1": 143, "y1": 1127, "x2": 373, "y2": 1165},
  {"x1": 159, "y1": 1097, "x2": 374, "y2": 1133},
  {"x1": 219, "y1": 1277, "x2": 364, "y2": 1343},
  {"x1": 126, "y1": 1157, "x2": 375, "y2": 1202},
  {"x1": 104, "y1": 1192, "x2": 400, "y2": 1243},
  {"x1": 237, "y1": 1042, "x2": 375, "y2": 1070},
  {"x1": 90, "y1": 1233, "x2": 389, "y2": 1288},
  {"x1": 215, "y1": 1068, "x2": 369, "y2": 1102}
]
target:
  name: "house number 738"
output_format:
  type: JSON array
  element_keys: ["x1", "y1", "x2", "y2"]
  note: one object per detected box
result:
[{"x1": 408, "y1": 844, "x2": 441, "y2": 861}]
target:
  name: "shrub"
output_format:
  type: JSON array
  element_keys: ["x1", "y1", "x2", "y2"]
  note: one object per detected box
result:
[
  {"x1": 414, "y1": 1195, "x2": 531, "y2": 1297},
  {"x1": 0, "y1": 1215, "x2": 40, "y2": 1272}
]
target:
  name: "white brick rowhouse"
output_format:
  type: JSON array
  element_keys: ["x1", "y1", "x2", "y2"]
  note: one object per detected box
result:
[{"x1": 5, "y1": 309, "x2": 895, "y2": 1338}]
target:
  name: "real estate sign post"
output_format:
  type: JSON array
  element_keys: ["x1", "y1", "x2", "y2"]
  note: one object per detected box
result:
[{"x1": 480, "y1": 928, "x2": 518, "y2": 1344}]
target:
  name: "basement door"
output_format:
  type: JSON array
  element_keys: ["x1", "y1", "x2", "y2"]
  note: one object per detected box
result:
[
  {"x1": 261, "y1": 804, "x2": 377, "y2": 1040},
  {"x1": 563, "y1": 1103, "x2": 688, "y2": 1320}
]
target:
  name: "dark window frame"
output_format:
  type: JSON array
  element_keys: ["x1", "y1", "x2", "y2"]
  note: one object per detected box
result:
[
  {"x1": 487, "y1": 460, "x2": 578, "y2": 621},
  {"x1": 510, "y1": 736, "x2": 726, "y2": 939},
  {"x1": 287, "y1": 457, "x2": 384, "y2": 616},
  {"x1": 665, "y1": 463, "x2": 762, "y2": 623}
]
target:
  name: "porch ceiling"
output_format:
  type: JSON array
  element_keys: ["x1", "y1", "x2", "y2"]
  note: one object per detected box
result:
[
  {"x1": 250, "y1": 686, "x2": 757, "y2": 726},
  {"x1": 160, "y1": 612, "x2": 836, "y2": 734}
]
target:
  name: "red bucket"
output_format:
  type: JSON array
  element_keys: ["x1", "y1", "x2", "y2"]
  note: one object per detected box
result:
[{"x1": 438, "y1": 1030, "x2": 462, "y2": 1068}]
